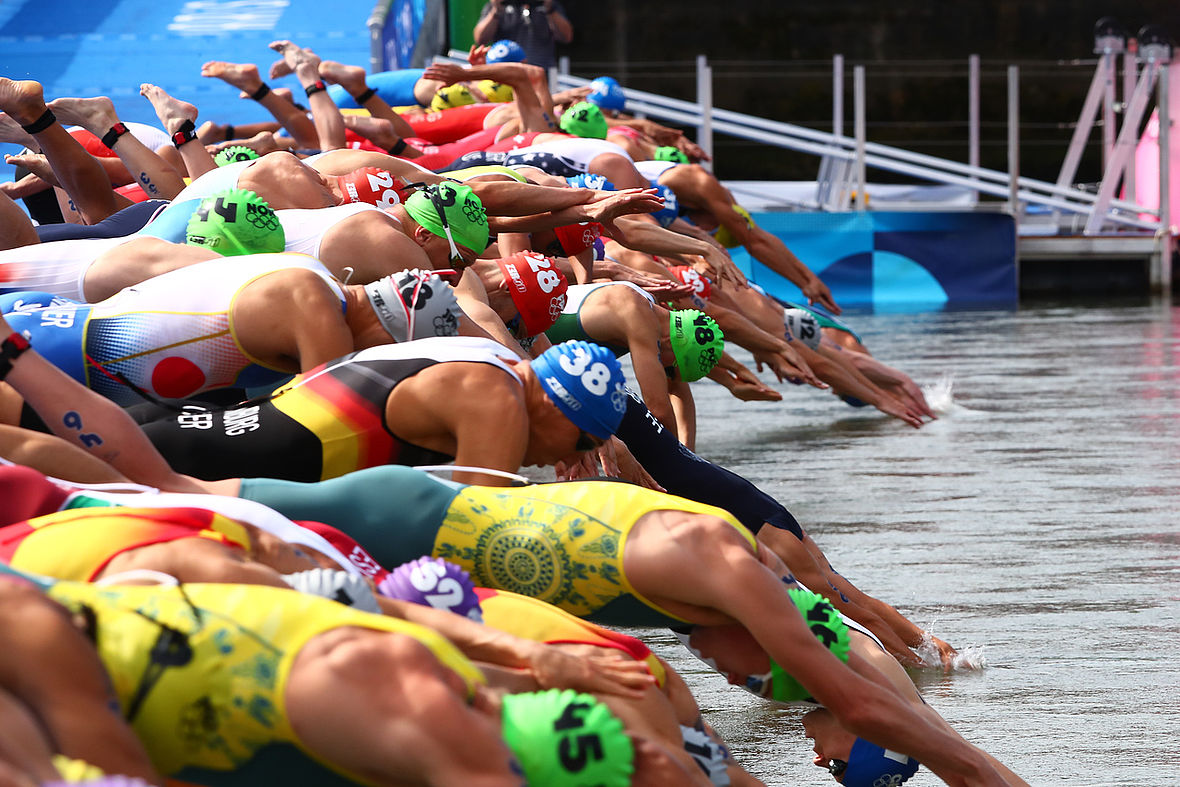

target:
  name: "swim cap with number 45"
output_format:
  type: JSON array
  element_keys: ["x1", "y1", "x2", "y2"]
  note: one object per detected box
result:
[
  {"x1": 501, "y1": 689, "x2": 634, "y2": 787},
  {"x1": 532, "y1": 340, "x2": 628, "y2": 440}
]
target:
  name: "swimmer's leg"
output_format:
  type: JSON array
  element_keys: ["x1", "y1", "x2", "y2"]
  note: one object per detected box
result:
[
  {"x1": 139, "y1": 83, "x2": 217, "y2": 181},
  {"x1": 48, "y1": 94, "x2": 186, "y2": 202},
  {"x1": 269, "y1": 40, "x2": 345, "y2": 151},
  {"x1": 318, "y1": 59, "x2": 417, "y2": 139},
  {"x1": 0, "y1": 79, "x2": 120, "y2": 223},
  {"x1": 200, "y1": 60, "x2": 319, "y2": 149},
  {"x1": 0, "y1": 191, "x2": 38, "y2": 250}
]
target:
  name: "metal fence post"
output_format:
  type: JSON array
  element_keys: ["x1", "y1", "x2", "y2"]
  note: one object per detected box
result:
[
  {"x1": 697, "y1": 54, "x2": 714, "y2": 172},
  {"x1": 1159, "y1": 64, "x2": 1172, "y2": 291},
  {"x1": 833, "y1": 54, "x2": 844, "y2": 137},
  {"x1": 854, "y1": 65, "x2": 866, "y2": 211},
  {"x1": 1008, "y1": 65, "x2": 1020, "y2": 220},
  {"x1": 969, "y1": 54, "x2": 980, "y2": 170}
]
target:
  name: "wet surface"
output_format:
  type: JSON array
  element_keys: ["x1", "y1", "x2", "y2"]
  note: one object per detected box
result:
[{"x1": 639, "y1": 300, "x2": 1180, "y2": 785}]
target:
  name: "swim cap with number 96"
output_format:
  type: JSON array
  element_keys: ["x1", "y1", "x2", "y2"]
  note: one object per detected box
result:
[{"x1": 501, "y1": 689, "x2": 634, "y2": 787}]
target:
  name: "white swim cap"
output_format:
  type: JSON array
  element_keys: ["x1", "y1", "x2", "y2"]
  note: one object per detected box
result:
[
  {"x1": 783, "y1": 308, "x2": 821, "y2": 351},
  {"x1": 364, "y1": 269, "x2": 461, "y2": 342}
]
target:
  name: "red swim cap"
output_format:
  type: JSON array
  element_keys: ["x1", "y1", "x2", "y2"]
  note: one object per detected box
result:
[
  {"x1": 0, "y1": 465, "x2": 70, "y2": 525},
  {"x1": 296, "y1": 520, "x2": 391, "y2": 583},
  {"x1": 668, "y1": 265, "x2": 712, "y2": 301},
  {"x1": 336, "y1": 167, "x2": 410, "y2": 210},
  {"x1": 496, "y1": 251, "x2": 569, "y2": 337},
  {"x1": 553, "y1": 221, "x2": 603, "y2": 256}
]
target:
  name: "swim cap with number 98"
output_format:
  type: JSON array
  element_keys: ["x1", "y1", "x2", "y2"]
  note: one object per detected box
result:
[
  {"x1": 501, "y1": 689, "x2": 634, "y2": 787},
  {"x1": 668, "y1": 309, "x2": 724, "y2": 382}
]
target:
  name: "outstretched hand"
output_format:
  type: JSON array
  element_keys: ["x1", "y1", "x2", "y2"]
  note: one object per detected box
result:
[
  {"x1": 802, "y1": 278, "x2": 841, "y2": 315},
  {"x1": 753, "y1": 346, "x2": 825, "y2": 389},
  {"x1": 587, "y1": 188, "x2": 664, "y2": 236},
  {"x1": 467, "y1": 44, "x2": 490, "y2": 66},
  {"x1": 422, "y1": 62, "x2": 468, "y2": 86},
  {"x1": 529, "y1": 645, "x2": 656, "y2": 699}
]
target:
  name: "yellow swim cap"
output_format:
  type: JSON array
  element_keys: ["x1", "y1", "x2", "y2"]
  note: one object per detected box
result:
[{"x1": 713, "y1": 203, "x2": 755, "y2": 248}]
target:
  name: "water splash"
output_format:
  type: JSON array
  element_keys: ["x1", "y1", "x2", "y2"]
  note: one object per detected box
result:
[
  {"x1": 913, "y1": 630, "x2": 988, "y2": 671},
  {"x1": 922, "y1": 374, "x2": 956, "y2": 414}
]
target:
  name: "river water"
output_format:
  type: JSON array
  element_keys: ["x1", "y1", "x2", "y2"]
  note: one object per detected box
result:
[{"x1": 637, "y1": 299, "x2": 1180, "y2": 786}]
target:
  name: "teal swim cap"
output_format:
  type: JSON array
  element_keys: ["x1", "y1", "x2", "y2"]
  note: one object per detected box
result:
[
  {"x1": 501, "y1": 689, "x2": 634, "y2": 787},
  {"x1": 214, "y1": 145, "x2": 260, "y2": 167},
  {"x1": 403, "y1": 183, "x2": 489, "y2": 258},
  {"x1": 560, "y1": 102, "x2": 608, "y2": 139},
  {"x1": 185, "y1": 188, "x2": 284, "y2": 256},
  {"x1": 531, "y1": 340, "x2": 628, "y2": 440},
  {"x1": 654, "y1": 146, "x2": 688, "y2": 163},
  {"x1": 768, "y1": 588, "x2": 851, "y2": 702},
  {"x1": 668, "y1": 309, "x2": 723, "y2": 382}
]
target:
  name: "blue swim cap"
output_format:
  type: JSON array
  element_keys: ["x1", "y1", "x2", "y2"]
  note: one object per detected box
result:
[
  {"x1": 651, "y1": 184, "x2": 679, "y2": 227},
  {"x1": 530, "y1": 341, "x2": 628, "y2": 440},
  {"x1": 587, "y1": 77, "x2": 626, "y2": 113},
  {"x1": 487, "y1": 39, "x2": 526, "y2": 63},
  {"x1": 840, "y1": 738, "x2": 920, "y2": 787},
  {"x1": 566, "y1": 173, "x2": 615, "y2": 191}
]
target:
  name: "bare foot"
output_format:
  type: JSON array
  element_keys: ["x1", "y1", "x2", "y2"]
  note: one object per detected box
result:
[
  {"x1": 45, "y1": 95, "x2": 119, "y2": 136},
  {"x1": 341, "y1": 115, "x2": 397, "y2": 148},
  {"x1": 201, "y1": 60, "x2": 265, "y2": 95},
  {"x1": 0, "y1": 113, "x2": 38, "y2": 148},
  {"x1": 4, "y1": 153, "x2": 60, "y2": 187},
  {"x1": 0, "y1": 78, "x2": 50, "y2": 127},
  {"x1": 139, "y1": 83, "x2": 198, "y2": 135},
  {"x1": 268, "y1": 39, "x2": 321, "y2": 80},
  {"x1": 197, "y1": 120, "x2": 230, "y2": 144},
  {"x1": 318, "y1": 60, "x2": 367, "y2": 94},
  {"x1": 209, "y1": 130, "x2": 280, "y2": 157}
]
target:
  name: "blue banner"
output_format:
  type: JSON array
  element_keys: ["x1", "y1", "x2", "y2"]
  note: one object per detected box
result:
[
  {"x1": 730, "y1": 211, "x2": 1017, "y2": 310},
  {"x1": 384, "y1": 0, "x2": 427, "y2": 70}
]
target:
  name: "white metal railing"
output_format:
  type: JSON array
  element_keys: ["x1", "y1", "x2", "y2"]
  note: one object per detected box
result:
[{"x1": 439, "y1": 39, "x2": 1172, "y2": 244}]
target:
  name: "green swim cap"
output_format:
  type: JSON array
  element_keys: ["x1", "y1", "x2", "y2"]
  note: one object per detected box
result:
[
  {"x1": 501, "y1": 689, "x2": 634, "y2": 787},
  {"x1": 560, "y1": 101, "x2": 608, "y2": 139},
  {"x1": 768, "y1": 587, "x2": 851, "y2": 703},
  {"x1": 185, "y1": 188, "x2": 284, "y2": 257},
  {"x1": 213, "y1": 145, "x2": 260, "y2": 167},
  {"x1": 668, "y1": 309, "x2": 723, "y2": 382},
  {"x1": 654, "y1": 146, "x2": 688, "y2": 163},
  {"x1": 403, "y1": 183, "x2": 489, "y2": 256}
]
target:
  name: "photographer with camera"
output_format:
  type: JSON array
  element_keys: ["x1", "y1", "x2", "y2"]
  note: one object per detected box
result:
[{"x1": 473, "y1": 0, "x2": 573, "y2": 71}]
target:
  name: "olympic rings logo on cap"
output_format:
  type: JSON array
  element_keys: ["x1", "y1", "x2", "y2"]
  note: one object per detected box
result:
[{"x1": 549, "y1": 294, "x2": 567, "y2": 320}]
